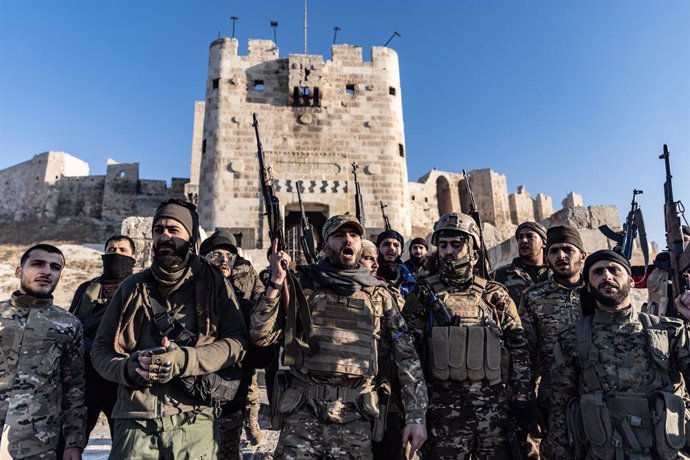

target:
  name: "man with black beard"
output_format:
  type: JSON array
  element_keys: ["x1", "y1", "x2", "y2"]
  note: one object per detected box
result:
[
  {"x1": 404, "y1": 237, "x2": 429, "y2": 276},
  {"x1": 59, "y1": 235, "x2": 136, "y2": 452},
  {"x1": 92, "y1": 199, "x2": 247, "y2": 458},
  {"x1": 547, "y1": 250, "x2": 690, "y2": 459},
  {"x1": 251, "y1": 213, "x2": 428, "y2": 459},
  {"x1": 492, "y1": 221, "x2": 550, "y2": 306},
  {"x1": 0, "y1": 244, "x2": 86, "y2": 460},
  {"x1": 376, "y1": 230, "x2": 416, "y2": 297},
  {"x1": 403, "y1": 212, "x2": 531, "y2": 459},
  {"x1": 518, "y1": 225, "x2": 587, "y2": 456}
]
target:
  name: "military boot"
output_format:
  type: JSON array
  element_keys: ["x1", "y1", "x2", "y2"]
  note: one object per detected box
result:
[{"x1": 244, "y1": 404, "x2": 265, "y2": 446}]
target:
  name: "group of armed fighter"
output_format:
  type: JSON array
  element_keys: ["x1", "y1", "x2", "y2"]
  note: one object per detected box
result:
[{"x1": 2, "y1": 134, "x2": 690, "y2": 460}]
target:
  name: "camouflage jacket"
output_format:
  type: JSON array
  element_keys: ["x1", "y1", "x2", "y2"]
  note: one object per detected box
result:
[
  {"x1": 546, "y1": 307, "x2": 690, "y2": 459},
  {"x1": 491, "y1": 257, "x2": 549, "y2": 306},
  {"x1": 518, "y1": 275, "x2": 583, "y2": 407},
  {"x1": 0, "y1": 292, "x2": 86, "y2": 457},
  {"x1": 404, "y1": 274, "x2": 532, "y2": 397},
  {"x1": 230, "y1": 258, "x2": 265, "y2": 303},
  {"x1": 250, "y1": 269, "x2": 428, "y2": 425}
]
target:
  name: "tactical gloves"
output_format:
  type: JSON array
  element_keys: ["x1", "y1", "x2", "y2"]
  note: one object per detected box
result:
[
  {"x1": 149, "y1": 341, "x2": 188, "y2": 384},
  {"x1": 126, "y1": 352, "x2": 150, "y2": 388}
]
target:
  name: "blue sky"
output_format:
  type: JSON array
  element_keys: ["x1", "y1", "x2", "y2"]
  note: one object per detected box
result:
[{"x1": 1, "y1": 0, "x2": 688, "y2": 245}]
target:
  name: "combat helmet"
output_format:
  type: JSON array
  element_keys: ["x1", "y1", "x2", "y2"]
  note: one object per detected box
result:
[{"x1": 432, "y1": 212, "x2": 480, "y2": 248}]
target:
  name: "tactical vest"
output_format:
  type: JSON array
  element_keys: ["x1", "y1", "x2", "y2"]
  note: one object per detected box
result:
[
  {"x1": 570, "y1": 313, "x2": 689, "y2": 459},
  {"x1": 299, "y1": 286, "x2": 382, "y2": 378},
  {"x1": 426, "y1": 275, "x2": 503, "y2": 384}
]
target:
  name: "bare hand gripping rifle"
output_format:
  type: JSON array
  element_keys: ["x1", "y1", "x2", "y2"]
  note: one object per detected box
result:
[
  {"x1": 296, "y1": 181, "x2": 317, "y2": 264},
  {"x1": 462, "y1": 170, "x2": 492, "y2": 278},
  {"x1": 253, "y1": 113, "x2": 319, "y2": 364},
  {"x1": 659, "y1": 144, "x2": 690, "y2": 306},
  {"x1": 352, "y1": 162, "x2": 366, "y2": 228},
  {"x1": 599, "y1": 188, "x2": 649, "y2": 272}
]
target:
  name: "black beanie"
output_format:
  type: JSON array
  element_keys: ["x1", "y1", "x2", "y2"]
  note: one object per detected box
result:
[
  {"x1": 376, "y1": 230, "x2": 405, "y2": 248},
  {"x1": 546, "y1": 225, "x2": 584, "y2": 252},
  {"x1": 409, "y1": 237, "x2": 429, "y2": 250},
  {"x1": 153, "y1": 199, "x2": 199, "y2": 244},
  {"x1": 200, "y1": 229, "x2": 238, "y2": 256},
  {"x1": 583, "y1": 249, "x2": 631, "y2": 285}
]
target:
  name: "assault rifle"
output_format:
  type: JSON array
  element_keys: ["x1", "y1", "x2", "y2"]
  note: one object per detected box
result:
[
  {"x1": 599, "y1": 188, "x2": 649, "y2": 271},
  {"x1": 380, "y1": 201, "x2": 391, "y2": 231},
  {"x1": 253, "y1": 113, "x2": 319, "y2": 364},
  {"x1": 660, "y1": 144, "x2": 690, "y2": 304},
  {"x1": 462, "y1": 170, "x2": 492, "y2": 278},
  {"x1": 417, "y1": 281, "x2": 452, "y2": 329},
  {"x1": 352, "y1": 162, "x2": 366, "y2": 228},
  {"x1": 296, "y1": 180, "x2": 317, "y2": 264}
]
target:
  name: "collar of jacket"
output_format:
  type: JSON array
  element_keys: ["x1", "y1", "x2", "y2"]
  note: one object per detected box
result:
[
  {"x1": 549, "y1": 274, "x2": 584, "y2": 291},
  {"x1": 11, "y1": 291, "x2": 53, "y2": 309},
  {"x1": 593, "y1": 304, "x2": 635, "y2": 325}
]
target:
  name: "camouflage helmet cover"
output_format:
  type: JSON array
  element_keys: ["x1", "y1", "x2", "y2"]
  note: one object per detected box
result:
[{"x1": 432, "y1": 212, "x2": 480, "y2": 248}]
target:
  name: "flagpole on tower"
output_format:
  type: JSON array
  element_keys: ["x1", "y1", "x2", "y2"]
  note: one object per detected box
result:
[{"x1": 303, "y1": 0, "x2": 308, "y2": 54}]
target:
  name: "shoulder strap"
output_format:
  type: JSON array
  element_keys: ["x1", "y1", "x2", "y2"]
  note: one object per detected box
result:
[
  {"x1": 144, "y1": 278, "x2": 198, "y2": 346},
  {"x1": 576, "y1": 315, "x2": 602, "y2": 391}
]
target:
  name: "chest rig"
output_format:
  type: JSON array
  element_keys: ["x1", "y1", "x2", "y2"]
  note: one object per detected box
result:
[
  {"x1": 299, "y1": 286, "x2": 383, "y2": 379},
  {"x1": 571, "y1": 313, "x2": 688, "y2": 459},
  {"x1": 425, "y1": 275, "x2": 503, "y2": 384}
]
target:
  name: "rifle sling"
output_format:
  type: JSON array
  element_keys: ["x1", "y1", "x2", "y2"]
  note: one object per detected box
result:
[
  {"x1": 282, "y1": 270, "x2": 319, "y2": 366},
  {"x1": 145, "y1": 280, "x2": 198, "y2": 347}
]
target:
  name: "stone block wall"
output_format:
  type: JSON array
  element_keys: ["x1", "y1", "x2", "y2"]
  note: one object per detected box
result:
[
  {"x1": 508, "y1": 185, "x2": 535, "y2": 225},
  {"x1": 195, "y1": 38, "x2": 408, "y2": 250}
]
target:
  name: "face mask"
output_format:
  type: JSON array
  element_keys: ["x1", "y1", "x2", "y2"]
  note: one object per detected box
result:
[
  {"x1": 438, "y1": 253, "x2": 474, "y2": 286},
  {"x1": 102, "y1": 253, "x2": 136, "y2": 281}
]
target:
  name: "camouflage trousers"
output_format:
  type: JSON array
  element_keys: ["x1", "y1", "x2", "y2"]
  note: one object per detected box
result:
[
  {"x1": 217, "y1": 410, "x2": 244, "y2": 460},
  {"x1": 424, "y1": 381, "x2": 509, "y2": 460},
  {"x1": 110, "y1": 407, "x2": 217, "y2": 460},
  {"x1": 274, "y1": 405, "x2": 373, "y2": 459}
]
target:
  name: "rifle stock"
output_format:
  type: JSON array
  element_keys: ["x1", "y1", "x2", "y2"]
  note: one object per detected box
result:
[
  {"x1": 352, "y1": 162, "x2": 366, "y2": 229},
  {"x1": 380, "y1": 201, "x2": 391, "y2": 231}
]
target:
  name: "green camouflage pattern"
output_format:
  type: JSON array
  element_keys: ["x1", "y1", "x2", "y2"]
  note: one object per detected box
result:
[
  {"x1": 252, "y1": 285, "x2": 427, "y2": 427},
  {"x1": 231, "y1": 258, "x2": 265, "y2": 303},
  {"x1": 424, "y1": 382, "x2": 509, "y2": 459},
  {"x1": 547, "y1": 307, "x2": 690, "y2": 459},
  {"x1": 492, "y1": 257, "x2": 549, "y2": 306},
  {"x1": 518, "y1": 276, "x2": 583, "y2": 408},
  {"x1": 404, "y1": 275, "x2": 530, "y2": 459},
  {"x1": 0, "y1": 293, "x2": 86, "y2": 458},
  {"x1": 273, "y1": 405, "x2": 373, "y2": 459}
]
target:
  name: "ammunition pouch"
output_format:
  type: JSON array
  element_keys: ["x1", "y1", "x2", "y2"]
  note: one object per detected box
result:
[
  {"x1": 428, "y1": 324, "x2": 502, "y2": 384},
  {"x1": 177, "y1": 364, "x2": 243, "y2": 406},
  {"x1": 653, "y1": 391, "x2": 687, "y2": 458}
]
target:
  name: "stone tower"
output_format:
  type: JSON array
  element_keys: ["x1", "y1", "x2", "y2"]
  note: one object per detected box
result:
[{"x1": 191, "y1": 38, "x2": 410, "y2": 251}]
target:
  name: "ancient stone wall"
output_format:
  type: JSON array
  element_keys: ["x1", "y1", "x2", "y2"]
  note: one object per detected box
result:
[{"x1": 0, "y1": 152, "x2": 188, "y2": 224}]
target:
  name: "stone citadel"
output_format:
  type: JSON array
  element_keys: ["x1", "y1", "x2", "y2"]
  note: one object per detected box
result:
[{"x1": 0, "y1": 37, "x2": 629, "y2": 266}]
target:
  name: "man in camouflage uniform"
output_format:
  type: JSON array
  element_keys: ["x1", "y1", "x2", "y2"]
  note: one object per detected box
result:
[
  {"x1": 66, "y1": 235, "x2": 136, "y2": 445},
  {"x1": 251, "y1": 214, "x2": 428, "y2": 459},
  {"x1": 518, "y1": 225, "x2": 587, "y2": 455},
  {"x1": 492, "y1": 221, "x2": 549, "y2": 306},
  {"x1": 547, "y1": 250, "x2": 690, "y2": 459},
  {"x1": 0, "y1": 244, "x2": 86, "y2": 459},
  {"x1": 403, "y1": 212, "x2": 531, "y2": 459},
  {"x1": 200, "y1": 229, "x2": 270, "y2": 457}
]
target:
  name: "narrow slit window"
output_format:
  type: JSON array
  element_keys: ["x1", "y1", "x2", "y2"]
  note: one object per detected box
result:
[
  {"x1": 254, "y1": 80, "x2": 265, "y2": 91},
  {"x1": 212, "y1": 78, "x2": 220, "y2": 89},
  {"x1": 346, "y1": 84, "x2": 355, "y2": 95},
  {"x1": 389, "y1": 86, "x2": 396, "y2": 96},
  {"x1": 399, "y1": 144, "x2": 405, "y2": 158}
]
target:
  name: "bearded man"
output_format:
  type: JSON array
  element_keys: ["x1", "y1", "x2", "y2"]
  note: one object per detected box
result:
[
  {"x1": 251, "y1": 213, "x2": 428, "y2": 459},
  {"x1": 547, "y1": 250, "x2": 690, "y2": 459},
  {"x1": 91, "y1": 199, "x2": 247, "y2": 459}
]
